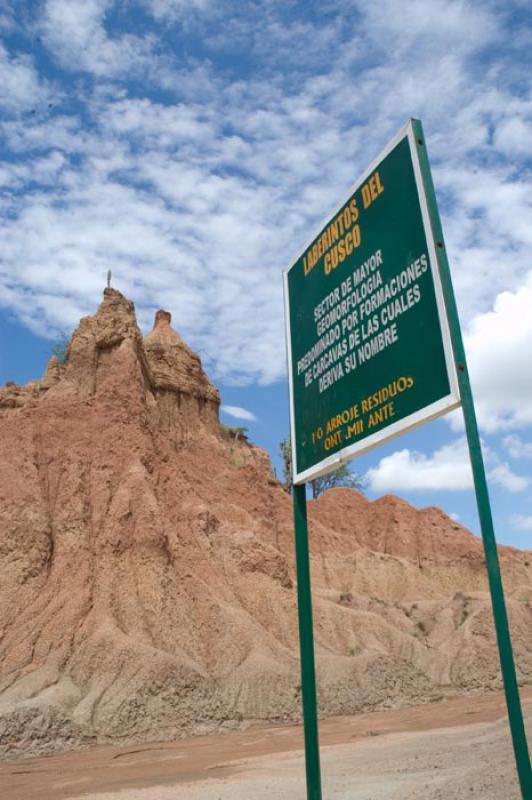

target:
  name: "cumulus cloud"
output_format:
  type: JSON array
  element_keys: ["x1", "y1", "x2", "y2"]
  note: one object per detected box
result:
[
  {"x1": 504, "y1": 435, "x2": 532, "y2": 459},
  {"x1": 365, "y1": 438, "x2": 528, "y2": 494},
  {"x1": 365, "y1": 439, "x2": 473, "y2": 492},
  {"x1": 511, "y1": 514, "x2": 532, "y2": 532},
  {"x1": 141, "y1": 0, "x2": 211, "y2": 21},
  {"x1": 0, "y1": 2, "x2": 16, "y2": 32},
  {"x1": 494, "y1": 116, "x2": 532, "y2": 158},
  {"x1": 0, "y1": 44, "x2": 50, "y2": 114},
  {"x1": 221, "y1": 405, "x2": 257, "y2": 422},
  {"x1": 488, "y1": 464, "x2": 529, "y2": 493},
  {"x1": 1, "y1": 0, "x2": 532, "y2": 390},
  {"x1": 41, "y1": 0, "x2": 159, "y2": 78},
  {"x1": 462, "y1": 273, "x2": 532, "y2": 432}
]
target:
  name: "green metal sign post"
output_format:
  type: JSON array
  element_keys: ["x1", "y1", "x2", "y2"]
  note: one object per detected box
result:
[
  {"x1": 293, "y1": 483, "x2": 322, "y2": 800},
  {"x1": 413, "y1": 118, "x2": 532, "y2": 800},
  {"x1": 284, "y1": 118, "x2": 531, "y2": 800}
]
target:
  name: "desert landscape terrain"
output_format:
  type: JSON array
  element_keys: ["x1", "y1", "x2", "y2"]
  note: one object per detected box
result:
[{"x1": 0, "y1": 289, "x2": 531, "y2": 796}]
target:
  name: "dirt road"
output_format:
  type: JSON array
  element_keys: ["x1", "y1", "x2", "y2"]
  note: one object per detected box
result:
[{"x1": 2, "y1": 690, "x2": 531, "y2": 800}]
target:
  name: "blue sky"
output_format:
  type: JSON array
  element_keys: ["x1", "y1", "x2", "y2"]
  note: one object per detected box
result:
[{"x1": 1, "y1": 0, "x2": 532, "y2": 548}]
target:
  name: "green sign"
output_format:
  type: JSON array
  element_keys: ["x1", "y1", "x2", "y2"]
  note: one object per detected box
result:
[
  {"x1": 285, "y1": 119, "x2": 531, "y2": 800},
  {"x1": 284, "y1": 120, "x2": 460, "y2": 484}
]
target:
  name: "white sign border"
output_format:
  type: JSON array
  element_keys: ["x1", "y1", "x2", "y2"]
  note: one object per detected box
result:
[{"x1": 283, "y1": 119, "x2": 461, "y2": 485}]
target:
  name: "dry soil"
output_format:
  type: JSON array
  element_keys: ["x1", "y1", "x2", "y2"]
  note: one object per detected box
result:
[{"x1": 2, "y1": 689, "x2": 531, "y2": 800}]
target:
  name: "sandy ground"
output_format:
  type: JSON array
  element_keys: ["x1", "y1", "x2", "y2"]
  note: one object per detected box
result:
[{"x1": 1, "y1": 690, "x2": 531, "y2": 800}]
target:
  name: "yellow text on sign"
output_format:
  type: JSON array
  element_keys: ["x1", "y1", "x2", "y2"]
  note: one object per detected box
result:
[{"x1": 361, "y1": 171, "x2": 384, "y2": 209}]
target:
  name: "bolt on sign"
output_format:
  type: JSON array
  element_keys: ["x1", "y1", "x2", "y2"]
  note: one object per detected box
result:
[{"x1": 284, "y1": 120, "x2": 461, "y2": 485}]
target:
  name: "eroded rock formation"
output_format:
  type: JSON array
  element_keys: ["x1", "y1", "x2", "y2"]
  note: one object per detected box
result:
[{"x1": 0, "y1": 289, "x2": 530, "y2": 759}]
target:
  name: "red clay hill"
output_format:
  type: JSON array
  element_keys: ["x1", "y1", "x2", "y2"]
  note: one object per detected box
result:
[{"x1": 0, "y1": 289, "x2": 531, "y2": 758}]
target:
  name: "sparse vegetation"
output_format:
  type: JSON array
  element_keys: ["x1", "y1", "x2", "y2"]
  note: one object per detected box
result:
[
  {"x1": 51, "y1": 336, "x2": 70, "y2": 364},
  {"x1": 220, "y1": 424, "x2": 250, "y2": 467},
  {"x1": 220, "y1": 423, "x2": 249, "y2": 442},
  {"x1": 309, "y1": 464, "x2": 365, "y2": 499},
  {"x1": 279, "y1": 435, "x2": 293, "y2": 495},
  {"x1": 279, "y1": 434, "x2": 365, "y2": 497}
]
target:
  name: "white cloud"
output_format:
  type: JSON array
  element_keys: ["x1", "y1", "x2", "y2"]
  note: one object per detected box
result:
[
  {"x1": 461, "y1": 273, "x2": 532, "y2": 432},
  {"x1": 1, "y1": 0, "x2": 532, "y2": 390},
  {"x1": 494, "y1": 116, "x2": 532, "y2": 158},
  {"x1": 141, "y1": 0, "x2": 211, "y2": 21},
  {"x1": 41, "y1": 0, "x2": 159, "y2": 78},
  {"x1": 511, "y1": 514, "x2": 532, "y2": 532},
  {"x1": 365, "y1": 438, "x2": 529, "y2": 494},
  {"x1": 365, "y1": 439, "x2": 474, "y2": 493},
  {"x1": 221, "y1": 405, "x2": 257, "y2": 422},
  {"x1": 0, "y1": 44, "x2": 50, "y2": 114},
  {"x1": 488, "y1": 464, "x2": 529, "y2": 493},
  {"x1": 361, "y1": 0, "x2": 498, "y2": 64},
  {"x1": 435, "y1": 158, "x2": 532, "y2": 320},
  {"x1": 0, "y1": 2, "x2": 16, "y2": 33},
  {"x1": 504, "y1": 435, "x2": 532, "y2": 459}
]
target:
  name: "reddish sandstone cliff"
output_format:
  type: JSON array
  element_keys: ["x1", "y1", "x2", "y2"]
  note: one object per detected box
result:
[{"x1": 0, "y1": 289, "x2": 530, "y2": 758}]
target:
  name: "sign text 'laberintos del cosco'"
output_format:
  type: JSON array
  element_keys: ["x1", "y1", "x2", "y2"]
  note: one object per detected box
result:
[{"x1": 284, "y1": 120, "x2": 461, "y2": 484}]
